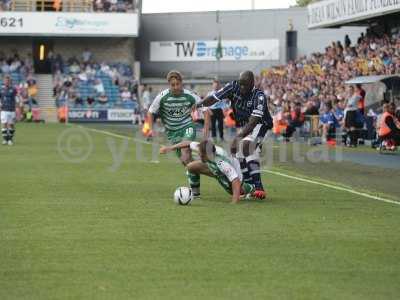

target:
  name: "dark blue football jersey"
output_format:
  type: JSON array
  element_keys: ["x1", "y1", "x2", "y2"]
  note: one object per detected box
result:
[
  {"x1": 0, "y1": 85, "x2": 17, "y2": 112},
  {"x1": 213, "y1": 80, "x2": 272, "y2": 128}
]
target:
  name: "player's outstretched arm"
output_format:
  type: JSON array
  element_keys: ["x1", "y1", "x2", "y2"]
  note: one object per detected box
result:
[
  {"x1": 203, "y1": 109, "x2": 211, "y2": 139},
  {"x1": 159, "y1": 141, "x2": 192, "y2": 154},
  {"x1": 147, "y1": 112, "x2": 154, "y2": 137},
  {"x1": 197, "y1": 95, "x2": 218, "y2": 108},
  {"x1": 238, "y1": 116, "x2": 260, "y2": 138},
  {"x1": 231, "y1": 178, "x2": 242, "y2": 203}
]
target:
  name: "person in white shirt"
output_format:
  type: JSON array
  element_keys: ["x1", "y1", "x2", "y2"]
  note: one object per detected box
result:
[
  {"x1": 344, "y1": 85, "x2": 362, "y2": 147},
  {"x1": 94, "y1": 79, "x2": 105, "y2": 95}
]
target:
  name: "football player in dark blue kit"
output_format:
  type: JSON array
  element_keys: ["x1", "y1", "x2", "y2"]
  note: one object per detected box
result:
[
  {"x1": 198, "y1": 71, "x2": 273, "y2": 199},
  {"x1": 0, "y1": 75, "x2": 17, "y2": 146}
]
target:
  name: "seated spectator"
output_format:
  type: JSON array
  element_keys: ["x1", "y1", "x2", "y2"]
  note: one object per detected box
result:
[
  {"x1": 78, "y1": 70, "x2": 88, "y2": 82},
  {"x1": 333, "y1": 100, "x2": 345, "y2": 124},
  {"x1": 27, "y1": 81, "x2": 38, "y2": 99},
  {"x1": 87, "y1": 95, "x2": 96, "y2": 106},
  {"x1": 273, "y1": 103, "x2": 291, "y2": 139},
  {"x1": 320, "y1": 102, "x2": 339, "y2": 142},
  {"x1": 75, "y1": 93, "x2": 84, "y2": 107},
  {"x1": 121, "y1": 87, "x2": 132, "y2": 101},
  {"x1": 378, "y1": 102, "x2": 400, "y2": 146},
  {"x1": 94, "y1": 79, "x2": 105, "y2": 95},
  {"x1": 53, "y1": 55, "x2": 139, "y2": 109},
  {"x1": 289, "y1": 102, "x2": 305, "y2": 128},
  {"x1": 68, "y1": 93, "x2": 78, "y2": 107},
  {"x1": 279, "y1": 102, "x2": 306, "y2": 139},
  {"x1": 304, "y1": 100, "x2": 319, "y2": 115},
  {"x1": 69, "y1": 61, "x2": 80, "y2": 74},
  {"x1": 98, "y1": 93, "x2": 108, "y2": 106}
]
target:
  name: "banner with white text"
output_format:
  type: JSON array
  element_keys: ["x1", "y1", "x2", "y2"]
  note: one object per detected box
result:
[
  {"x1": 0, "y1": 12, "x2": 139, "y2": 36},
  {"x1": 308, "y1": 0, "x2": 400, "y2": 29},
  {"x1": 150, "y1": 39, "x2": 279, "y2": 62}
]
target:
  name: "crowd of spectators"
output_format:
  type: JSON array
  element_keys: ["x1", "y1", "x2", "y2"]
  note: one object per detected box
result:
[
  {"x1": 0, "y1": 0, "x2": 11, "y2": 11},
  {"x1": 0, "y1": 0, "x2": 137, "y2": 12},
  {"x1": 53, "y1": 49, "x2": 139, "y2": 112},
  {"x1": 259, "y1": 31, "x2": 400, "y2": 143},
  {"x1": 93, "y1": 0, "x2": 136, "y2": 12},
  {"x1": 0, "y1": 51, "x2": 39, "y2": 121}
]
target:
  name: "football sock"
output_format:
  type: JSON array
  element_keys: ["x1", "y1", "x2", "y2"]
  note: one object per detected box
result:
[
  {"x1": 2, "y1": 128, "x2": 8, "y2": 142},
  {"x1": 8, "y1": 128, "x2": 15, "y2": 142},
  {"x1": 187, "y1": 170, "x2": 200, "y2": 189},
  {"x1": 238, "y1": 157, "x2": 252, "y2": 184},
  {"x1": 246, "y1": 158, "x2": 264, "y2": 190},
  {"x1": 242, "y1": 183, "x2": 255, "y2": 195}
]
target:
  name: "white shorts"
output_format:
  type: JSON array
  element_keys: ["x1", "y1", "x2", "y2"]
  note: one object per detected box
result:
[
  {"x1": 242, "y1": 123, "x2": 268, "y2": 144},
  {"x1": 237, "y1": 124, "x2": 268, "y2": 160},
  {"x1": 1, "y1": 111, "x2": 16, "y2": 125}
]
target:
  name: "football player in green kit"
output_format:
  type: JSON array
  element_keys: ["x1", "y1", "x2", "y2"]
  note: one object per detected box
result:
[{"x1": 147, "y1": 70, "x2": 205, "y2": 196}]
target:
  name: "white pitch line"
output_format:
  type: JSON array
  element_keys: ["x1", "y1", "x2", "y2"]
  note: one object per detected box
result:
[
  {"x1": 78, "y1": 125, "x2": 399, "y2": 206},
  {"x1": 78, "y1": 125, "x2": 155, "y2": 145},
  {"x1": 262, "y1": 169, "x2": 400, "y2": 206}
]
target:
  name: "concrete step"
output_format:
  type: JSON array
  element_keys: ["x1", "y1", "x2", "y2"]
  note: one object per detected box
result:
[{"x1": 35, "y1": 74, "x2": 57, "y2": 123}]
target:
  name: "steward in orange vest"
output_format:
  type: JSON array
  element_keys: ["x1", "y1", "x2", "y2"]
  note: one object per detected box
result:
[{"x1": 378, "y1": 103, "x2": 400, "y2": 145}]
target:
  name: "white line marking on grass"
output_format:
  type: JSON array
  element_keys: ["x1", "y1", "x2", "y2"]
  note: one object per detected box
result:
[
  {"x1": 262, "y1": 169, "x2": 400, "y2": 206},
  {"x1": 77, "y1": 125, "x2": 155, "y2": 145}
]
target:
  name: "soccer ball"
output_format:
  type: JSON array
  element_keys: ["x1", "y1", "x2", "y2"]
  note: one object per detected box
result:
[{"x1": 174, "y1": 187, "x2": 193, "y2": 205}]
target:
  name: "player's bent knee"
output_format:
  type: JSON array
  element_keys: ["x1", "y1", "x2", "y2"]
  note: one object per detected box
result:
[
  {"x1": 180, "y1": 149, "x2": 192, "y2": 165},
  {"x1": 186, "y1": 161, "x2": 197, "y2": 173}
]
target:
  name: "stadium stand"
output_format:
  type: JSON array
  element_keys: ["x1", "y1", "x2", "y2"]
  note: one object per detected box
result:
[
  {"x1": 261, "y1": 32, "x2": 400, "y2": 143},
  {"x1": 0, "y1": 51, "x2": 41, "y2": 121},
  {"x1": 53, "y1": 56, "x2": 138, "y2": 110}
]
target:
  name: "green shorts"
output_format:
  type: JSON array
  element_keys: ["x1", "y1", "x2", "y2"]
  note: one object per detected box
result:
[
  {"x1": 216, "y1": 176, "x2": 254, "y2": 196},
  {"x1": 167, "y1": 125, "x2": 196, "y2": 157}
]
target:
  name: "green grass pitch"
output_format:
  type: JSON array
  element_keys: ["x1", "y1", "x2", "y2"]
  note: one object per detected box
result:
[{"x1": 1, "y1": 123, "x2": 399, "y2": 299}]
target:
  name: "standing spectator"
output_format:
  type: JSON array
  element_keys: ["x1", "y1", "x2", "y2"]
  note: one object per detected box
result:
[
  {"x1": 209, "y1": 79, "x2": 225, "y2": 142},
  {"x1": 345, "y1": 35, "x2": 352, "y2": 48},
  {"x1": 344, "y1": 85, "x2": 362, "y2": 147},
  {"x1": 141, "y1": 85, "x2": 152, "y2": 111},
  {"x1": 356, "y1": 83, "x2": 366, "y2": 115},
  {"x1": 82, "y1": 48, "x2": 92, "y2": 64}
]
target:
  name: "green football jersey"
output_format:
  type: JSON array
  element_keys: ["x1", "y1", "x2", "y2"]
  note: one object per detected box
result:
[
  {"x1": 189, "y1": 142, "x2": 254, "y2": 196},
  {"x1": 189, "y1": 142, "x2": 242, "y2": 182},
  {"x1": 149, "y1": 89, "x2": 201, "y2": 132}
]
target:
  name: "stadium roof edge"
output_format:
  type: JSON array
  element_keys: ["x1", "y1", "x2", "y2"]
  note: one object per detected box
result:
[
  {"x1": 345, "y1": 74, "x2": 400, "y2": 85},
  {"x1": 142, "y1": 6, "x2": 305, "y2": 16},
  {"x1": 307, "y1": 0, "x2": 400, "y2": 29}
]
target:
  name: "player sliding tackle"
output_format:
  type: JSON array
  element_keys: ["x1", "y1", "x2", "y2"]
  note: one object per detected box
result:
[
  {"x1": 198, "y1": 71, "x2": 273, "y2": 199},
  {"x1": 160, "y1": 140, "x2": 255, "y2": 203},
  {"x1": 147, "y1": 70, "x2": 207, "y2": 197}
]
